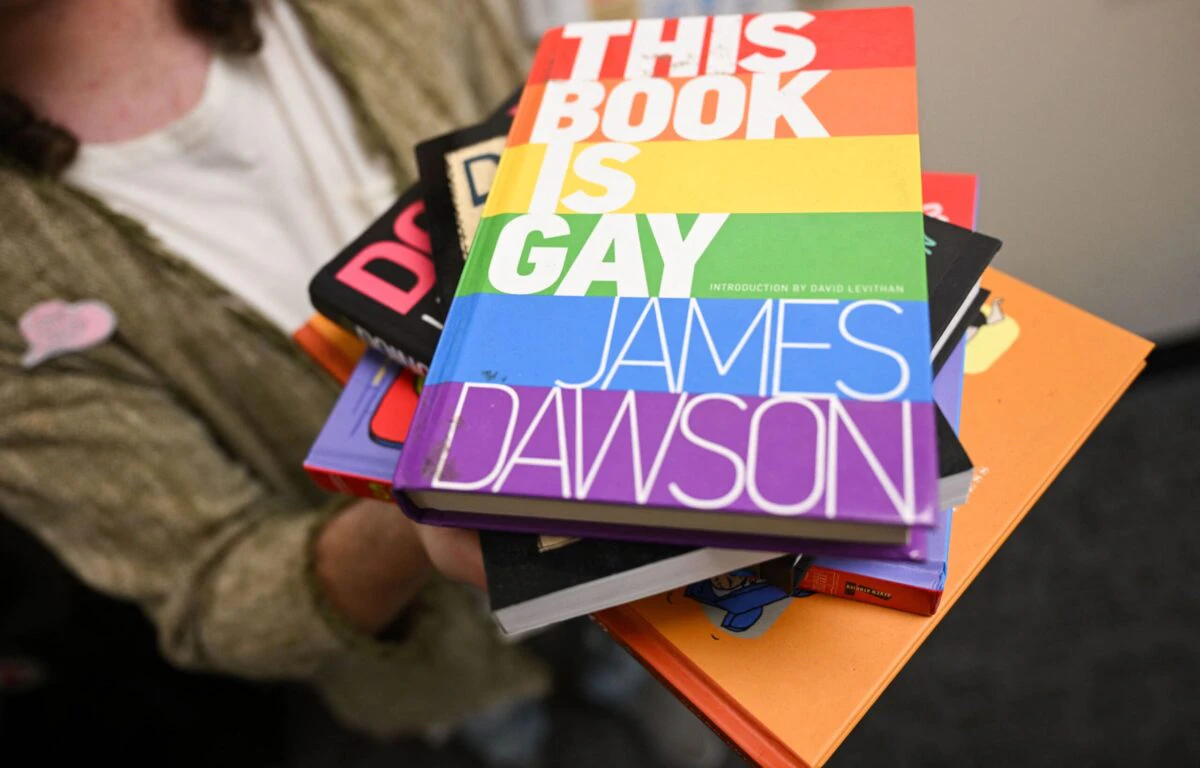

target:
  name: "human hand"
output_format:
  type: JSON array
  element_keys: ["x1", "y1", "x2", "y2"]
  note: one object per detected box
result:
[
  {"x1": 315, "y1": 500, "x2": 486, "y2": 635},
  {"x1": 412, "y1": 523, "x2": 485, "y2": 590}
]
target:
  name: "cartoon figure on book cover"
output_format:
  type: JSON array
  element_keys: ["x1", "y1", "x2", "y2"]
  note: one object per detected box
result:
[
  {"x1": 685, "y1": 570, "x2": 813, "y2": 638},
  {"x1": 966, "y1": 298, "x2": 1019, "y2": 374}
]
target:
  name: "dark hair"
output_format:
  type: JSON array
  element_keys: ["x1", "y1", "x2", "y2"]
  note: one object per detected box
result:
[{"x1": 0, "y1": 0, "x2": 261, "y2": 176}]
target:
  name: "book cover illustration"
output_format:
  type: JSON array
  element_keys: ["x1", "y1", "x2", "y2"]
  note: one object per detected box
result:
[
  {"x1": 396, "y1": 8, "x2": 939, "y2": 546},
  {"x1": 309, "y1": 184, "x2": 442, "y2": 375},
  {"x1": 304, "y1": 350, "x2": 421, "y2": 500}
]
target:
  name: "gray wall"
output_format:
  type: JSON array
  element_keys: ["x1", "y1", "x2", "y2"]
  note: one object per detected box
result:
[{"x1": 827, "y1": 0, "x2": 1200, "y2": 339}]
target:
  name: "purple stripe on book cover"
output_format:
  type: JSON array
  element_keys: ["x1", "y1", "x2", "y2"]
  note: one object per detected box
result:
[
  {"x1": 397, "y1": 382, "x2": 939, "y2": 529},
  {"x1": 808, "y1": 339, "x2": 968, "y2": 583}
]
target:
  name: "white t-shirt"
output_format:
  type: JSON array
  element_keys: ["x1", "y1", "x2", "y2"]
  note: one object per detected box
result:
[{"x1": 66, "y1": 0, "x2": 397, "y2": 333}]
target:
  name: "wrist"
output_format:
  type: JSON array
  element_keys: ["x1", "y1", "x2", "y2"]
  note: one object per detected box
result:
[{"x1": 314, "y1": 500, "x2": 432, "y2": 635}]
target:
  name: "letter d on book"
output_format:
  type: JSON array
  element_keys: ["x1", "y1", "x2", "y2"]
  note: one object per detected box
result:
[
  {"x1": 433, "y1": 382, "x2": 521, "y2": 491},
  {"x1": 336, "y1": 240, "x2": 435, "y2": 315}
]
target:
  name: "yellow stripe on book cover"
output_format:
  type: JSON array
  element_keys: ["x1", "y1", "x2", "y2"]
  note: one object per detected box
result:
[{"x1": 483, "y1": 135, "x2": 922, "y2": 217}]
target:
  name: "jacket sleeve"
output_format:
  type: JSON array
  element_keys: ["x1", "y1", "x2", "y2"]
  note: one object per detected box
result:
[
  {"x1": 0, "y1": 333, "x2": 358, "y2": 679},
  {"x1": 0, "y1": 330, "x2": 549, "y2": 733}
]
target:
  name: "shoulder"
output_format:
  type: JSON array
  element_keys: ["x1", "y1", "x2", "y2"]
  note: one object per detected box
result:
[{"x1": 0, "y1": 164, "x2": 126, "y2": 308}]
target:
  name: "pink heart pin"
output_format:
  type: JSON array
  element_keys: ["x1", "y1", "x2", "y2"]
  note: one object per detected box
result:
[{"x1": 19, "y1": 299, "x2": 118, "y2": 369}]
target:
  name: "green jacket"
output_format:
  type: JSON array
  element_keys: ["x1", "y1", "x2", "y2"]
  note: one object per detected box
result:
[{"x1": 0, "y1": 0, "x2": 548, "y2": 736}]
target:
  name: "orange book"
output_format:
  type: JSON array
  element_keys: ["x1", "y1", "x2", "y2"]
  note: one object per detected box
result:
[
  {"x1": 594, "y1": 269, "x2": 1152, "y2": 767},
  {"x1": 292, "y1": 313, "x2": 364, "y2": 385}
]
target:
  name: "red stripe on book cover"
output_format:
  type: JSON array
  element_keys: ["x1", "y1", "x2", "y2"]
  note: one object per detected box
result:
[
  {"x1": 798, "y1": 565, "x2": 941, "y2": 616},
  {"x1": 527, "y1": 8, "x2": 915, "y2": 85},
  {"x1": 304, "y1": 466, "x2": 394, "y2": 502}
]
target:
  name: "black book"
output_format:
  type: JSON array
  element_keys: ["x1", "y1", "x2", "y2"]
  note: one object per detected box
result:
[
  {"x1": 307, "y1": 90, "x2": 521, "y2": 375},
  {"x1": 482, "y1": 227, "x2": 1002, "y2": 635},
  {"x1": 925, "y1": 217, "x2": 1002, "y2": 365},
  {"x1": 417, "y1": 89, "x2": 521, "y2": 308},
  {"x1": 935, "y1": 288, "x2": 989, "y2": 374},
  {"x1": 308, "y1": 183, "x2": 442, "y2": 374}
]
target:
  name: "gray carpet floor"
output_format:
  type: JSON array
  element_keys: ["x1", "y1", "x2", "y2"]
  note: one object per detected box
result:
[{"x1": 829, "y1": 366, "x2": 1200, "y2": 766}]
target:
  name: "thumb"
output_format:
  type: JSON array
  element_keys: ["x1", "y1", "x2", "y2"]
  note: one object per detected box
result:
[{"x1": 415, "y1": 525, "x2": 486, "y2": 590}]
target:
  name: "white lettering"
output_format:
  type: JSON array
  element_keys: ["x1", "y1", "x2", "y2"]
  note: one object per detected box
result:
[
  {"x1": 668, "y1": 393, "x2": 748, "y2": 509},
  {"x1": 772, "y1": 299, "x2": 836, "y2": 396},
  {"x1": 745, "y1": 71, "x2": 830, "y2": 139},
  {"x1": 488, "y1": 214, "x2": 569, "y2": 294},
  {"x1": 531, "y1": 80, "x2": 605, "y2": 143},
  {"x1": 602, "y1": 298, "x2": 675, "y2": 391},
  {"x1": 557, "y1": 214, "x2": 648, "y2": 296},
  {"x1": 561, "y1": 142, "x2": 640, "y2": 214},
  {"x1": 739, "y1": 12, "x2": 818, "y2": 72},
  {"x1": 836, "y1": 300, "x2": 910, "y2": 401},
  {"x1": 562, "y1": 20, "x2": 633, "y2": 80},
  {"x1": 432, "y1": 383, "x2": 518, "y2": 491},
  {"x1": 602, "y1": 79, "x2": 674, "y2": 143},
  {"x1": 705, "y1": 15, "x2": 743, "y2": 75},
  {"x1": 625, "y1": 17, "x2": 707, "y2": 79},
  {"x1": 674, "y1": 75, "x2": 747, "y2": 141},
  {"x1": 677, "y1": 299, "x2": 772, "y2": 395},
  {"x1": 746, "y1": 396, "x2": 826, "y2": 515},
  {"x1": 648, "y1": 213, "x2": 728, "y2": 297},
  {"x1": 492, "y1": 387, "x2": 571, "y2": 496}
]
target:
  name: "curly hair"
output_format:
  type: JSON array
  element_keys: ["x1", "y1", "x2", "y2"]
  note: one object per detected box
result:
[{"x1": 0, "y1": 0, "x2": 261, "y2": 176}]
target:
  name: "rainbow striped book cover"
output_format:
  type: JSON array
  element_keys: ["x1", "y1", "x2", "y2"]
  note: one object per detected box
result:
[{"x1": 395, "y1": 8, "x2": 936, "y2": 550}]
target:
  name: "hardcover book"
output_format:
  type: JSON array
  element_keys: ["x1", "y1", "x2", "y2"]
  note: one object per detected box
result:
[
  {"x1": 479, "y1": 172, "x2": 984, "y2": 633},
  {"x1": 396, "y1": 8, "x2": 939, "y2": 550},
  {"x1": 594, "y1": 268, "x2": 1152, "y2": 766},
  {"x1": 299, "y1": 211, "x2": 991, "y2": 510}
]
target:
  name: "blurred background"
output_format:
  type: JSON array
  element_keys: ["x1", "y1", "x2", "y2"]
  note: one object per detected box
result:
[{"x1": 2, "y1": 1, "x2": 1197, "y2": 765}]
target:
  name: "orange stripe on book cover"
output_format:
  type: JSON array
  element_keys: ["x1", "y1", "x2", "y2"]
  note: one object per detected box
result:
[
  {"x1": 526, "y1": 9, "x2": 915, "y2": 84},
  {"x1": 507, "y1": 67, "x2": 918, "y2": 147}
]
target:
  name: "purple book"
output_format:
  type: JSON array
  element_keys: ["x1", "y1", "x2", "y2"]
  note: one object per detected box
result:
[{"x1": 393, "y1": 20, "x2": 937, "y2": 550}]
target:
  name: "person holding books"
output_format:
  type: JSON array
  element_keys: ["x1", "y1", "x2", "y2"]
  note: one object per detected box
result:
[
  {"x1": 0, "y1": 0, "x2": 551, "y2": 748},
  {"x1": 0, "y1": 3, "x2": 740, "y2": 766}
]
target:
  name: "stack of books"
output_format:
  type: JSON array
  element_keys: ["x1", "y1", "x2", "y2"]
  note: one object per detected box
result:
[{"x1": 297, "y1": 8, "x2": 1151, "y2": 764}]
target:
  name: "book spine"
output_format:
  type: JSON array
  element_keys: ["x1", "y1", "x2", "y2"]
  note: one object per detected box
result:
[
  {"x1": 797, "y1": 565, "x2": 941, "y2": 616},
  {"x1": 393, "y1": 126, "x2": 527, "y2": 507},
  {"x1": 292, "y1": 316, "x2": 363, "y2": 385},
  {"x1": 304, "y1": 464, "x2": 395, "y2": 502},
  {"x1": 390, "y1": 284, "x2": 477, "y2": 512},
  {"x1": 307, "y1": 295, "x2": 431, "y2": 377}
]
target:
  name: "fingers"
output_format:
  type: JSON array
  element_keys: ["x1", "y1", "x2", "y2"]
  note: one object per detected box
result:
[{"x1": 415, "y1": 524, "x2": 486, "y2": 590}]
